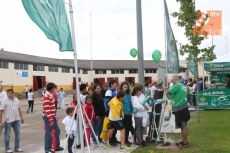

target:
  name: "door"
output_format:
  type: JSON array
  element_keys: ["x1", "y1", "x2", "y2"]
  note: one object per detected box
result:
[
  {"x1": 33, "y1": 76, "x2": 38, "y2": 91},
  {"x1": 98, "y1": 78, "x2": 105, "y2": 87},
  {"x1": 42, "y1": 76, "x2": 46, "y2": 88},
  {"x1": 125, "y1": 77, "x2": 135, "y2": 84},
  {"x1": 107, "y1": 77, "x2": 118, "y2": 84},
  {"x1": 144, "y1": 77, "x2": 152, "y2": 85},
  {"x1": 73, "y1": 77, "x2": 81, "y2": 89}
]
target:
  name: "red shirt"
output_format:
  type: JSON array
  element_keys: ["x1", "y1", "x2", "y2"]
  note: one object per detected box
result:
[
  {"x1": 42, "y1": 92, "x2": 56, "y2": 122},
  {"x1": 84, "y1": 103, "x2": 95, "y2": 124}
]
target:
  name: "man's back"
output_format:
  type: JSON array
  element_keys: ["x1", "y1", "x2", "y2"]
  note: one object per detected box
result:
[{"x1": 169, "y1": 83, "x2": 188, "y2": 107}]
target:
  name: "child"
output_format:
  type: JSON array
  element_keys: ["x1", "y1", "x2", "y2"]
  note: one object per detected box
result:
[
  {"x1": 120, "y1": 81, "x2": 133, "y2": 146},
  {"x1": 83, "y1": 96, "x2": 95, "y2": 150},
  {"x1": 62, "y1": 107, "x2": 76, "y2": 153},
  {"x1": 58, "y1": 88, "x2": 65, "y2": 109},
  {"x1": 131, "y1": 85, "x2": 148, "y2": 147},
  {"x1": 70, "y1": 94, "x2": 81, "y2": 149},
  {"x1": 27, "y1": 89, "x2": 34, "y2": 114},
  {"x1": 101, "y1": 90, "x2": 131, "y2": 152}
]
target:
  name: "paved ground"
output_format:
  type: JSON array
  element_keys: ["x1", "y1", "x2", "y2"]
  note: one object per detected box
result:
[{"x1": 0, "y1": 96, "x2": 137, "y2": 153}]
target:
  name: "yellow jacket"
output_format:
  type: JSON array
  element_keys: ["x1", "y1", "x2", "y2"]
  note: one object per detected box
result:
[{"x1": 108, "y1": 97, "x2": 124, "y2": 120}]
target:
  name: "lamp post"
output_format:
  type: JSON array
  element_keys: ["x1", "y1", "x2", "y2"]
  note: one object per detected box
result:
[
  {"x1": 226, "y1": 37, "x2": 227, "y2": 54},
  {"x1": 211, "y1": 23, "x2": 213, "y2": 46}
]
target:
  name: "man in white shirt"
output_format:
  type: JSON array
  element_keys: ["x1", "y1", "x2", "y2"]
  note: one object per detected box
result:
[
  {"x1": 79, "y1": 84, "x2": 86, "y2": 104},
  {"x1": 0, "y1": 87, "x2": 7, "y2": 104},
  {"x1": 0, "y1": 89, "x2": 24, "y2": 153},
  {"x1": 150, "y1": 82, "x2": 157, "y2": 99}
]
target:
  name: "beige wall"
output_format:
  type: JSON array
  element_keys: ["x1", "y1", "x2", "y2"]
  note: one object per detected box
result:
[{"x1": 0, "y1": 61, "x2": 190, "y2": 92}]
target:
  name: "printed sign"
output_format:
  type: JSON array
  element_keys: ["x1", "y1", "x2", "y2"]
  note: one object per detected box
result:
[
  {"x1": 196, "y1": 10, "x2": 222, "y2": 36},
  {"x1": 210, "y1": 71, "x2": 230, "y2": 83},
  {"x1": 198, "y1": 90, "x2": 230, "y2": 109},
  {"x1": 16, "y1": 71, "x2": 28, "y2": 77}
]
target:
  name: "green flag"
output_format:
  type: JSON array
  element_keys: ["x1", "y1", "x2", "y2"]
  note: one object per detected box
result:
[
  {"x1": 22, "y1": 0, "x2": 73, "y2": 51},
  {"x1": 187, "y1": 54, "x2": 197, "y2": 76},
  {"x1": 164, "y1": 0, "x2": 179, "y2": 74}
]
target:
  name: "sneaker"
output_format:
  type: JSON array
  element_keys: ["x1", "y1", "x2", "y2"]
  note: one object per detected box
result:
[
  {"x1": 101, "y1": 141, "x2": 111, "y2": 149},
  {"x1": 76, "y1": 144, "x2": 81, "y2": 149},
  {"x1": 93, "y1": 143, "x2": 99, "y2": 147},
  {"x1": 15, "y1": 148, "x2": 23, "y2": 152},
  {"x1": 120, "y1": 146, "x2": 131, "y2": 152},
  {"x1": 6, "y1": 150, "x2": 13, "y2": 153},
  {"x1": 84, "y1": 145, "x2": 95, "y2": 150},
  {"x1": 176, "y1": 141, "x2": 189, "y2": 148},
  {"x1": 45, "y1": 151, "x2": 54, "y2": 153},
  {"x1": 141, "y1": 141, "x2": 147, "y2": 147},
  {"x1": 90, "y1": 144, "x2": 95, "y2": 150},
  {"x1": 125, "y1": 141, "x2": 132, "y2": 147}
]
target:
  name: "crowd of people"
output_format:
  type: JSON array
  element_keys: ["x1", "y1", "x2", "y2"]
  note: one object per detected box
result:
[{"x1": 0, "y1": 76, "x2": 192, "y2": 153}]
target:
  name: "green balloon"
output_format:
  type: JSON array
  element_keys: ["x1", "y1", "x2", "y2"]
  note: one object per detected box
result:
[
  {"x1": 130, "y1": 48, "x2": 138, "y2": 58},
  {"x1": 152, "y1": 50, "x2": 162, "y2": 63}
]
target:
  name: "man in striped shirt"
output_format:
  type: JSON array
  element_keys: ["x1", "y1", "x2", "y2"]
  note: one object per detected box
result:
[{"x1": 42, "y1": 83, "x2": 63, "y2": 153}]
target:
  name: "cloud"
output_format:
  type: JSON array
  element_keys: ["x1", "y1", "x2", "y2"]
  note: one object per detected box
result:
[{"x1": 0, "y1": 0, "x2": 229, "y2": 60}]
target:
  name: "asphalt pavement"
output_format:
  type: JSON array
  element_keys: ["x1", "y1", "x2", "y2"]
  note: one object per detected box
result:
[{"x1": 0, "y1": 96, "x2": 137, "y2": 153}]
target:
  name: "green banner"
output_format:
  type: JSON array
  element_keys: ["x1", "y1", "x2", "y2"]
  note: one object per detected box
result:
[
  {"x1": 22, "y1": 0, "x2": 73, "y2": 51},
  {"x1": 164, "y1": 0, "x2": 179, "y2": 74},
  {"x1": 204, "y1": 62, "x2": 230, "y2": 69},
  {"x1": 198, "y1": 89, "x2": 230, "y2": 109},
  {"x1": 187, "y1": 54, "x2": 197, "y2": 76},
  {"x1": 210, "y1": 71, "x2": 230, "y2": 83}
]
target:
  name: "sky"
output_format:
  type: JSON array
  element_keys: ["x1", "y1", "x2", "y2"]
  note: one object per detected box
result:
[{"x1": 0, "y1": 0, "x2": 229, "y2": 60}]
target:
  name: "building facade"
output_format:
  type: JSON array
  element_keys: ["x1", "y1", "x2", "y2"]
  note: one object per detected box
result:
[{"x1": 0, "y1": 50, "x2": 190, "y2": 92}]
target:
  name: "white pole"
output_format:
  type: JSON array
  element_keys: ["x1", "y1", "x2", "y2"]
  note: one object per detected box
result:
[
  {"x1": 163, "y1": 0, "x2": 168, "y2": 87},
  {"x1": 68, "y1": 0, "x2": 85, "y2": 152},
  {"x1": 226, "y1": 37, "x2": 227, "y2": 54},
  {"x1": 136, "y1": 0, "x2": 145, "y2": 90},
  {"x1": 90, "y1": 12, "x2": 93, "y2": 85}
]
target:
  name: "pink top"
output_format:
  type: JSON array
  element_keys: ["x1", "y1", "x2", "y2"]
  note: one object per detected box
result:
[{"x1": 70, "y1": 102, "x2": 78, "y2": 114}]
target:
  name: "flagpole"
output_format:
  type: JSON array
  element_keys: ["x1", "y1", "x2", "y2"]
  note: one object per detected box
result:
[
  {"x1": 90, "y1": 12, "x2": 93, "y2": 85},
  {"x1": 163, "y1": 0, "x2": 168, "y2": 87},
  {"x1": 68, "y1": 0, "x2": 85, "y2": 152}
]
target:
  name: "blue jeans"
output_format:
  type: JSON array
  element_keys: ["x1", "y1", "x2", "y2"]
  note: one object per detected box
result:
[
  {"x1": 4, "y1": 120, "x2": 21, "y2": 151},
  {"x1": 91, "y1": 116, "x2": 101, "y2": 143},
  {"x1": 43, "y1": 116, "x2": 61, "y2": 152}
]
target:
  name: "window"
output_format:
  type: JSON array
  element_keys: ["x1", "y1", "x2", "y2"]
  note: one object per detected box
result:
[
  {"x1": 33, "y1": 64, "x2": 44, "y2": 71},
  {"x1": 95, "y1": 70, "x2": 106, "y2": 74},
  {"x1": 14, "y1": 62, "x2": 28, "y2": 70},
  {"x1": 48, "y1": 66, "x2": 58, "y2": 72},
  {"x1": 73, "y1": 68, "x2": 80, "y2": 74},
  {"x1": 180, "y1": 68, "x2": 186, "y2": 73},
  {"x1": 111, "y1": 69, "x2": 124, "y2": 74},
  {"x1": 0, "y1": 61, "x2": 8, "y2": 69},
  {"x1": 129, "y1": 69, "x2": 138, "y2": 74},
  {"x1": 62, "y1": 67, "x2": 70, "y2": 73},
  {"x1": 145, "y1": 69, "x2": 157, "y2": 73},
  {"x1": 82, "y1": 69, "x2": 88, "y2": 74}
]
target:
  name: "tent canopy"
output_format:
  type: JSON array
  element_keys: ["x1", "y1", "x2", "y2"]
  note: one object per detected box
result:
[{"x1": 203, "y1": 53, "x2": 230, "y2": 71}]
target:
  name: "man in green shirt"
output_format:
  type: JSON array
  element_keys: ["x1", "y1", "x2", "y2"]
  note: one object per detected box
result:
[{"x1": 166, "y1": 75, "x2": 190, "y2": 148}]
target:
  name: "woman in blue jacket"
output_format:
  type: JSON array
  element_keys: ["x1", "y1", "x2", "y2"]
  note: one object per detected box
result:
[{"x1": 120, "y1": 81, "x2": 133, "y2": 146}]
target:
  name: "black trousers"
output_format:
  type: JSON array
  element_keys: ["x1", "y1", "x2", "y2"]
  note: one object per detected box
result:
[
  {"x1": 28, "y1": 100, "x2": 34, "y2": 112},
  {"x1": 106, "y1": 111, "x2": 118, "y2": 143},
  {"x1": 66, "y1": 135, "x2": 74, "y2": 153},
  {"x1": 123, "y1": 114, "x2": 132, "y2": 142},
  {"x1": 25, "y1": 92, "x2": 28, "y2": 99}
]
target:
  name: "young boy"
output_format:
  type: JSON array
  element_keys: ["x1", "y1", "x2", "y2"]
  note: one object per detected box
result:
[
  {"x1": 104, "y1": 79, "x2": 118, "y2": 145},
  {"x1": 80, "y1": 84, "x2": 87, "y2": 104},
  {"x1": 101, "y1": 90, "x2": 131, "y2": 152},
  {"x1": 62, "y1": 107, "x2": 76, "y2": 153}
]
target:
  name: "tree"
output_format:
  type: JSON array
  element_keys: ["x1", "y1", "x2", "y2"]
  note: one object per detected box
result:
[{"x1": 171, "y1": 0, "x2": 216, "y2": 122}]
